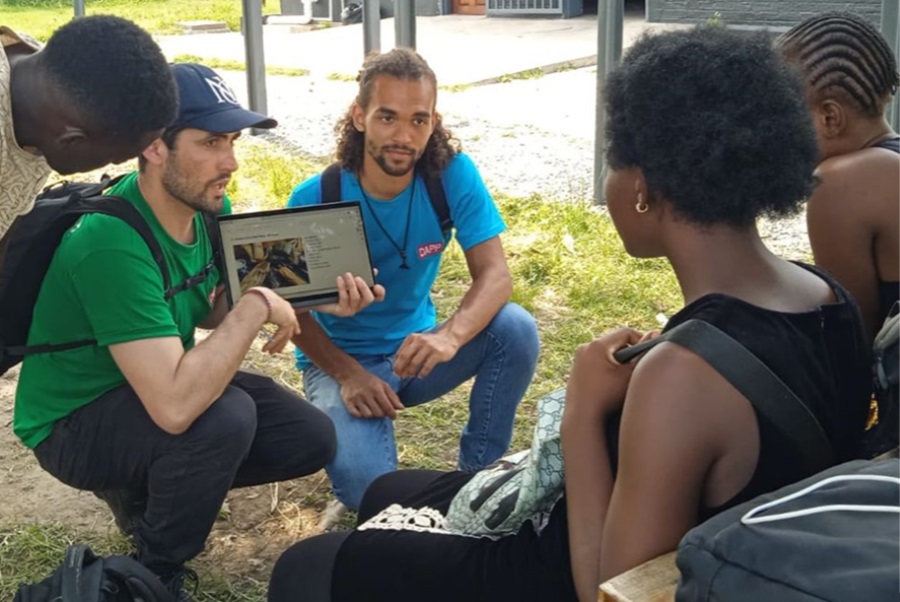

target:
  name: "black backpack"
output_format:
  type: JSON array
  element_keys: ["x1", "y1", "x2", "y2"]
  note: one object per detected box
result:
[
  {"x1": 676, "y1": 459, "x2": 899, "y2": 602},
  {"x1": 319, "y1": 162, "x2": 453, "y2": 238},
  {"x1": 14, "y1": 543, "x2": 174, "y2": 602},
  {"x1": 0, "y1": 175, "x2": 221, "y2": 377}
]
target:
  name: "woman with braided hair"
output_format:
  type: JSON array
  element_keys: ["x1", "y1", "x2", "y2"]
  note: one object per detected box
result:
[{"x1": 778, "y1": 12, "x2": 900, "y2": 340}]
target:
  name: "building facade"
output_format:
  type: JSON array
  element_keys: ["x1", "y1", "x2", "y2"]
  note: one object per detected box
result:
[{"x1": 646, "y1": 0, "x2": 882, "y2": 28}]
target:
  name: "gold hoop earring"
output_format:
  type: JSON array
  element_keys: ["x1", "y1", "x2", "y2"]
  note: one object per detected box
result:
[{"x1": 635, "y1": 193, "x2": 649, "y2": 214}]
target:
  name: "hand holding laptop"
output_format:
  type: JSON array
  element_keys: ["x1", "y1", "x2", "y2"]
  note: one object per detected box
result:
[
  {"x1": 248, "y1": 272, "x2": 384, "y2": 355},
  {"x1": 308, "y1": 272, "x2": 386, "y2": 318}
]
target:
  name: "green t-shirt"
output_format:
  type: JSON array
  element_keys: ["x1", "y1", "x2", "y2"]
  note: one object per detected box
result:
[{"x1": 14, "y1": 172, "x2": 231, "y2": 449}]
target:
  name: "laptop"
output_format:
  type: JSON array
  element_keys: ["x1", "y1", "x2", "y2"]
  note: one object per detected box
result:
[{"x1": 217, "y1": 202, "x2": 375, "y2": 309}]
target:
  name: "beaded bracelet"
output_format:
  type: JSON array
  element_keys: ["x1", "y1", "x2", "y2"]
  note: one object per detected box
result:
[{"x1": 245, "y1": 288, "x2": 271, "y2": 321}]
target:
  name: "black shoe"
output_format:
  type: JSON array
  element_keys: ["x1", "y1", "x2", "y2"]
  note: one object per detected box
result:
[
  {"x1": 160, "y1": 567, "x2": 199, "y2": 602},
  {"x1": 93, "y1": 488, "x2": 146, "y2": 536}
]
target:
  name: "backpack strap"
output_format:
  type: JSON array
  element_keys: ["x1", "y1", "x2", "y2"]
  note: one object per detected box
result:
[
  {"x1": 320, "y1": 162, "x2": 452, "y2": 235},
  {"x1": 614, "y1": 319, "x2": 836, "y2": 474},
  {"x1": 88, "y1": 196, "x2": 173, "y2": 291},
  {"x1": 37, "y1": 172, "x2": 129, "y2": 201},
  {"x1": 162, "y1": 212, "x2": 224, "y2": 299},
  {"x1": 103, "y1": 555, "x2": 175, "y2": 602},
  {"x1": 4, "y1": 197, "x2": 170, "y2": 357},
  {"x1": 321, "y1": 162, "x2": 344, "y2": 204},
  {"x1": 421, "y1": 170, "x2": 452, "y2": 236},
  {"x1": 60, "y1": 544, "x2": 102, "y2": 602},
  {"x1": 874, "y1": 301, "x2": 900, "y2": 390},
  {"x1": 202, "y1": 211, "x2": 224, "y2": 280}
]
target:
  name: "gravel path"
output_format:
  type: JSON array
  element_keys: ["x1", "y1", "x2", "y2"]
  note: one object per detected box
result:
[{"x1": 220, "y1": 67, "x2": 812, "y2": 260}]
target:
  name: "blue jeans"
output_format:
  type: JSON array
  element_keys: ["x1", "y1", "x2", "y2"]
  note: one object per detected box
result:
[{"x1": 303, "y1": 303, "x2": 540, "y2": 510}]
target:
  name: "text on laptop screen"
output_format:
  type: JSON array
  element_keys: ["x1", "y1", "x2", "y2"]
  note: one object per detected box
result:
[{"x1": 218, "y1": 203, "x2": 373, "y2": 307}]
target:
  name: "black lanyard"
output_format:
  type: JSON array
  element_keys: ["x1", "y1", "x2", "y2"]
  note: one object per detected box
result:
[{"x1": 359, "y1": 176, "x2": 417, "y2": 270}]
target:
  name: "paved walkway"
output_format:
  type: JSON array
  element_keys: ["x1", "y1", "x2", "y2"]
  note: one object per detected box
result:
[{"x1": 156, "y1": 12, "x2": 685, "y2": 85}]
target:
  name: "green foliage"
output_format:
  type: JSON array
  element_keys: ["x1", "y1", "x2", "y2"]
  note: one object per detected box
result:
[
  {"x1": 497, "y1": 68, "x2": 545, "y2": 83},
  {"x1": 227, "y1": 142, "x2": 323, "y2": 212},
  {"x1": 0, "y1": 524, "x2": 129, "y2": 599},
  {"x1": 706, "y1": 11, "x2": 725, "y2": 28},
  {"x1": 1, "y1": 0, "x2": 279, "y2": 41},
  {"x1": 0, "y1": 523, "x2": 266, "y2": 601},
  {"x1": 173, "y1": 54, "x2": 246, "y2": 72},
  {"x1": 172, "y1": 54, "x2": 311, "y2": 77},
  {"x1": 267, "y1": 65, "x2": 311, "y2": 77},
  {"x1": 326, "y1": 72, "x2": 358, "y2": 82},
  {"x1": 438, "y1": 83, "x2": 472, "y2": 93}
]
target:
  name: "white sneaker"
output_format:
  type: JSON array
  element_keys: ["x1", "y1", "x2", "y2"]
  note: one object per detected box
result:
[{"x1": 317, "y1": 499, "x2": 349, "y2": 532}]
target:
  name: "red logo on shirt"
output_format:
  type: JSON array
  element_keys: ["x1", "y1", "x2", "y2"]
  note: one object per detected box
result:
[{"x1": 418, "y1": 242, "x2": 444, "y2": 259}]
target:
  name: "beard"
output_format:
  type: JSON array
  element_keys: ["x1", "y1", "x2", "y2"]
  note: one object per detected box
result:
[
  {"x1": 161, "y1": 156, "x2": 229, "y2": 215},
  {"x1": 366, "y1": 139, "x2": 421, "y2": 177}
]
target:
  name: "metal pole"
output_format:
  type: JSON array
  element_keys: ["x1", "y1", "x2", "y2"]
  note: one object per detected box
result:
[
  {"x1": 882, "y1": 0, "x2": 900, "y2": 130},
  {"x1": 242, "y1": 0, "x2": 268, "y2": 136},
  {"x1": 73, "y1": 0, "x2": 85, "y2": 18},
  {"x1": 394, "y1": 0, "x2": 416, "y2": 49},
  {"x1": 593, "y1": 0, "x2": 624, "y2": 204},
  {"x1": 363, "y1": 0, "x2": 381, "y2": 56}
]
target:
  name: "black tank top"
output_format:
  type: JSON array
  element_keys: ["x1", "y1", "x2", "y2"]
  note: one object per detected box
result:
[
  {"x1": 872, "y1": 134, "x2": 899, "y2": 324},
  {"x1": 872, "y1": 134, "x2": 900, "y2": 154},
  {"x1": 878, "y1": 280, "x2": 899, "y2": 326},
  {"x1": 662, "y1": 263, "x2": 872, "y2": 518}
]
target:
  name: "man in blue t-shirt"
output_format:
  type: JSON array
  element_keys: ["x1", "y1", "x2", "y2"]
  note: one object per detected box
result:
[{"x1": 288, "y1": 49, "x2": 540, "y2": 517}]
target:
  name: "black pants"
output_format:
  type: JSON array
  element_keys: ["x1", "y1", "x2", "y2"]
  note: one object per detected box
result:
[
  {"x1": 269, "y1": 469, "x2": 576, "y2": 602},
  {"x1": 34, "y1": 370, "x2": 336, "y2": 575}
]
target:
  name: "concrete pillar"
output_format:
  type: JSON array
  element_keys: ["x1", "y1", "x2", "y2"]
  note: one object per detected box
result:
[
  {"x1": 364, "y1": 0, "x2": 382, "y2": 55},
  {"x1": 594, "y1": 0, "x2": 624, "y2": 204},
  {"x1": 394, "y1": 0, "x2": 417, "y2": 49},
  {"x1": 241, "y1": 0, "x2": 269, "y2": 135}
]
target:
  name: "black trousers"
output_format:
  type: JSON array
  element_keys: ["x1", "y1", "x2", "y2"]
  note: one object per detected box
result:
[
  {"x1": 269, "y1": 469, "x2": 576, "y2": 602},
  {"x1": 34, "y1": 370, "x2": 336, "y2": 575}
]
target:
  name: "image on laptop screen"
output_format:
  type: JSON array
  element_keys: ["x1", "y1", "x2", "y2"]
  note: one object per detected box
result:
[{"x1": 217, "y1": 202, "x2": 375, "y2": 308}]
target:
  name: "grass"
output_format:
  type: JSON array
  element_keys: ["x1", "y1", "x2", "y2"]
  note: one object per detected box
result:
[
  {"x1": 439, "y1": 83, "x2": 472, "y2": 93},
  {"x1": 172, "y1": 54, "x2": 311, "y2": 77},
  {"x1": 0, "y1": 0, "x2": 280, "y2": 41},
  {"x1": 497, "y1": 68, "x2": 546, "y2": 84},
  {"x1": 0, "y1": 523, "x2": 267, "y2": 601},
  {"x1": 326, "y1": 72, "x2": 358, "y2": 82},
  {"x1": 0, "y1": 136, "x2": 683, "y2": 599}
]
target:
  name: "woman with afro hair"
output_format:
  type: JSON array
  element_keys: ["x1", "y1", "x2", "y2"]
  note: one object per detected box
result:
[{"x1": 267, "y1": 26, "x2": 872, "y2": 602}]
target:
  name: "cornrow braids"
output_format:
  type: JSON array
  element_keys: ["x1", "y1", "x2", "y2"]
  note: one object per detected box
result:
[{"x1": 777, "y1": 12, "x2": 900, "y2": 117}]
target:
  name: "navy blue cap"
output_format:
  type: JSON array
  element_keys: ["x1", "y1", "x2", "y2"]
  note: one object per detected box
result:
[{"x1": 170, "y1": 63, "x2": 277, "y2": 132}]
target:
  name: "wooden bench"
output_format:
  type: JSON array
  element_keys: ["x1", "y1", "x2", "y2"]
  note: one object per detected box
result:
[{"x1": 598, "y1": 551, "x2": 678, "y2": 602}]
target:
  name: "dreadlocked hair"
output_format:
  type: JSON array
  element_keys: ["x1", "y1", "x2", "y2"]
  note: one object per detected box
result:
[
  {"x1": 335, "y1": 48, "x2": 460, "y2": 177},
  {"x1": 777, "y1": 12, "x2": 900, "y2": 118}
]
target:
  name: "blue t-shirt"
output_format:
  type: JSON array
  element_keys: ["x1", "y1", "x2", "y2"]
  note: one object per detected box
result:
[{"x1": 287, "y1": 152, "x2": 505, "y2": 369}]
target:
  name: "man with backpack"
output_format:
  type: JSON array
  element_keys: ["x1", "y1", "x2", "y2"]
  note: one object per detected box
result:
[
  {"x1": 1, "y1": 15, "x2": 177, "y2": 240},
  {"x1": 11, "y1": 63, "x2": 381, "y2": 601},
  {"x1": 287, "y1": 48, "x2": 540, "y2": 522}
]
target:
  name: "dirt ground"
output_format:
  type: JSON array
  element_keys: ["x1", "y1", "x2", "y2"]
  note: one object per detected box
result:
[{"x1": 0, "y1": 347, "x2": 334, "y2": 582}]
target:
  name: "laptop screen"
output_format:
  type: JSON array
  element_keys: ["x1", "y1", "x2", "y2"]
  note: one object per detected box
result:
[{"x1": 217, "y1": 202, "x2": 375, "y2": 308}]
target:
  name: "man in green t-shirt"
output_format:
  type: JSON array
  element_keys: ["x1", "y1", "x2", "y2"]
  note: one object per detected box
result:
[{"x1": 14, "y1": 63, "x2": 382, "y2": 600}]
